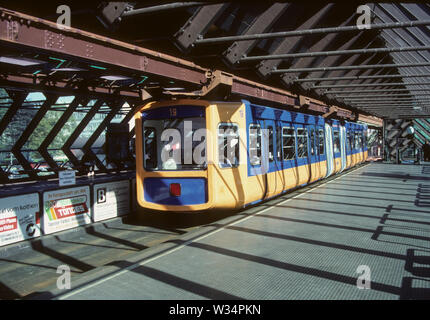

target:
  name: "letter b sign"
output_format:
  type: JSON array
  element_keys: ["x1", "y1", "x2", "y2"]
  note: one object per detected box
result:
[{"x1": 97, "y1": 188, "x2": 107, "y2": 204}]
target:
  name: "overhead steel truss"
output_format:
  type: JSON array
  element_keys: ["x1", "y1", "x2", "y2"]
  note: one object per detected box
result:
[
  {"x1": 4, "y1": 2, "x2": 430, "y2": 181},
  {"x1": 87, "y1": 2, "x2": 430, "y2": 120},
  {"x1": 0, "y1": 6, "x2": 386, "y2": 184}
]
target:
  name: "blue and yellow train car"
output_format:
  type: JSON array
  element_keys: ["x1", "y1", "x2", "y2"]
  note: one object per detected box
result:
[{"x1": 135, "y1": 99, "x2": 367, "y2": 212}]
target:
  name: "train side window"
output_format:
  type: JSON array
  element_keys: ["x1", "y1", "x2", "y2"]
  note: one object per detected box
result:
[
  {"x1": 318, "y1": 128, "x2": 325, "y2": 155},
  {"x1": 143, "y1": 127, "x2": 157, "y2": 169},
  {"x1": 249, "y1": 124, "x2": 261, "y2": 166},
  {"x1": 333, "y1": 130, "x2": 340, "y2": 153},
  {"x1": 282, "y1": 127, "x2": 295, "y2": 160},
  {"x1": 267, "y1": 126, "x2": 274, "y2": 162},
  {"x1": 218, "y1": 123, "x2": 239, "y2": 168},
  {"x1": 297, "y1": 128, "x2": 308, "y2": 158},
  {"x1": 276, "y1": 126, "x2": 283, "y2": 160}
]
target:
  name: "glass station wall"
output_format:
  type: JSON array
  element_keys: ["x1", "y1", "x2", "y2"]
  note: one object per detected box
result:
[{"x1": 0, "y1": 88, "x2": 134, "y2": 181}]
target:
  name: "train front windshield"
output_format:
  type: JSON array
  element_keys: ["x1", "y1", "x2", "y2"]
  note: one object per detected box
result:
[{"x1": 143, "y1": 117, "x2": 207, "y2": 171}]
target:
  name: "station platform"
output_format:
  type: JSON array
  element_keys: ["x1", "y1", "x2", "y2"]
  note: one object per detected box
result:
[{"x1": 21, "y1": 162, "x2": 428, "y2": 300}]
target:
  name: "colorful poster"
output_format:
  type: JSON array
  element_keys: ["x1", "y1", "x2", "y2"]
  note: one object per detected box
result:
[
  {"x1": 93, "y1": 180, "x2": 130, "y2": 222},
  {"x1": 43, "y1": 186, "x2": 91, "y2": 234},
  {"x1": 0, "y1": 193, "x2": 40, "y2": 246}
]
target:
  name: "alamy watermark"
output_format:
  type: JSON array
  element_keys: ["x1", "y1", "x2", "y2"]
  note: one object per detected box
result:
[
  {"x1": 356, "y1": 265, "x2": 371, "y2": 289},
  {"x1": 356, "y1": 5, "x2": 371, "y2": 30},
  {"x1": 56, "y1": 5, "x2": 71, "y2": 29},
  {"x1": 154, "y1": 121, "x2": 270, "y2": 173},
  {"x1": 56, "y1": 264, "x2": 71, "y2": 290}
]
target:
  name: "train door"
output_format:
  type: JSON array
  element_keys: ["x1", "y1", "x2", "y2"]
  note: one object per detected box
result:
[
  {"x1": 317, "y1": 126, "x2": 327, "y2": 178},
  {"x1": 212, "y1": 102, "x2": 248, "y2": 209},
  {"x1": 355, "y1": 130, "x2": 363, "y2": 163},
  {"x1": 249, "y1": 118, "x2": 268, "y2": 200},
  {"x1": 296, "y1": 124, "x2": 310, "y2": 185},
  {"x1": 345, "y1": 127, "x2": 352, "y2": 169},
  {"x1": 332, "y1": 126, "x2": 341, "y2": 173},
  {"x1": 275, "y1": 120, "x2": 286, "y2": 192},
  {"x1": 325, "y1": 122, "x2": 334, "y2": 177},
  {"x1": 340, "y1": 125, "x2": 347, "y2": 172},
  {"x1": 308, "y1": 125, "x2": 320, "y2": 183},
  {"x1": 263, "y1": 119, "x2": 282, "y2": 198},
  {"x1": 281, "y1": 122, "x2": 300, "y2": 190},
  {"x1": 350, "y1": 128, "x2": 356, "y2": 166},
  {"x1": 351, "y1": 129, "x2": 357, "y2": 167}
]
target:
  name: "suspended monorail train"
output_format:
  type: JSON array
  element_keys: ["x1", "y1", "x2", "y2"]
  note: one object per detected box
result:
[{"x1": 135, "y1": 99, "x2": 367, "y2": 212}]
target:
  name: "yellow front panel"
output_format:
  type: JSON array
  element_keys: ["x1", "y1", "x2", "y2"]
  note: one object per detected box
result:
[{"x1": 135, "y1": 99, "x2": 214, "y2": 212}]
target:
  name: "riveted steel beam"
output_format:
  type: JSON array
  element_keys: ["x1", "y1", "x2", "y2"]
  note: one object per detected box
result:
[
  {"x1": 0, "y1": 8, "x2": 208, "y2": 86},
  {"x1": 174, "y1": 3, "x2": 230, "y2": 52},
  {"x1": 0, "y1": 74, "x2": 142, "y2": 99}
]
